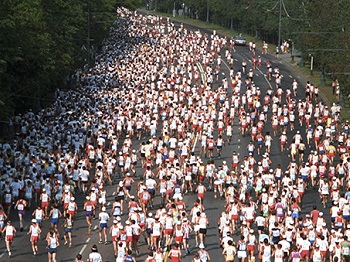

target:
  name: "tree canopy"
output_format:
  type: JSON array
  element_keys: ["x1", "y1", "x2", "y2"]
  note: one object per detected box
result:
[{"x1": 0, "y1": 0, "x2": 142, "y2": 121}]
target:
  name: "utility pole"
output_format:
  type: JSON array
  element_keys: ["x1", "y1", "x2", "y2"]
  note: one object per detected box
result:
[
  {"x1": 206, "y1": 0, "x2": 209, "y2": 24},
  {"x1": 87, "y1": 0, "x2": 91, "y2": 67},
  {"x1": 277, "y1": 0, "x2": 282, "y2": 54}
]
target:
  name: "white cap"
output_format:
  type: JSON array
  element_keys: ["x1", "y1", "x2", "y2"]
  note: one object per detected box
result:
[
  {"x1": 71, "y1": 197, "x2": 75, "y2": 201},
  {"x1": 102, "y1": 207, "x2": 106, "y2": 211},
  {"x1": 199, "y1": 243, "x2": 205, "y2": 249},
  {"x1": 32, "y1": 219, "x2": 37, "y2": 223}
]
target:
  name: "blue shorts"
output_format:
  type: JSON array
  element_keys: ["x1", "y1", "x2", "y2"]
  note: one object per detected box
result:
[
  {"x1": 18, "y1": 211, "x2": 25, "y2": 215},
  {"x1": 86, "y1": 211, "x2": 93, "y2": 217},
  {"x1": 64, "y1": 227, "x2": 72, "y2": 233},
  {"x1": 148, "y1": 189, "x2": 155, "y2": 196},
  {"x1": 51, "y1": 218, "x2": 59, "y2": 225},
  {"x1": 36, "y1": 219, "x2": 42, "y2": 224},
  {"x1": 100, "y1": 223, "x2": 107, "y2": 229},
  {"x1": 48, "y1": 247, "x2": 57, "y2": 254}
]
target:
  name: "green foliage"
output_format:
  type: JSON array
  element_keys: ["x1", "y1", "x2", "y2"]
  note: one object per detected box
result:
[{"x1": 0, "y1": 0, "x2": 142, "y2": 121}]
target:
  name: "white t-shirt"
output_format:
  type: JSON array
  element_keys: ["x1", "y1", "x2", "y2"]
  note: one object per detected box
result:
[
  {"x1": 89, "y1": 252, "x2": 102, "y2": 262},
  {"x1": 99, "y1": 212, "x2": 109, "y2": 224}
]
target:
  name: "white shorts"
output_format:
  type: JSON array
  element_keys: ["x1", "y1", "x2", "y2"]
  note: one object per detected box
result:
[{"x1": 237, "y1": 251, "x2": 247, "y2": 258}]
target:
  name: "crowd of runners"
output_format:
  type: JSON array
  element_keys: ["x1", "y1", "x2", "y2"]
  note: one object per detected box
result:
[{"x1": 0, "y1": 6, "x2": 349, "y2": 262}]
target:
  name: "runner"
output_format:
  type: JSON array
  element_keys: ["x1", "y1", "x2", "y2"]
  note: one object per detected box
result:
[
  {"x1": 27, "y1": 218, "x2": 41, "y2": 256},
  {"x1": 63, "y1": 213, "x2": 73, "y2": 247},
  {"x1": 84, "y1": 196, "x2": 95, "y2": 231},
  {"x1": 98, "y1": 206, "x2": 110, "y2": 244},
  {"x1": 87, "y1": 244, "x2": 102, "y2": 262},
  {"x1": 2, "y1": 221, "x2": 16, "y2": 258},
  {"x1": 15, "y1": 197, "x2": 26, "y2": 231}
]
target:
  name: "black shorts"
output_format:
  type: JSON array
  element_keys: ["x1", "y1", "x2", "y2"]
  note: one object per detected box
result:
[{"x1": 199, "y1": 228, "x2": 207, "y2": 234}]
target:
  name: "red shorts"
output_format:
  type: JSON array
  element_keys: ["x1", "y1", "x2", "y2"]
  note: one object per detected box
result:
[
  {"x1": 6, "y1": 235, "x2": 14, "y2": 242},
  {"x1": 175, "y1": 236, "x2": 183, "y2": 242},
  {"x1": 152, "y1": 235, "x2": 160, "y2": 239},
  {"x1": 142, "y1": 199, "x2": 149, "y2": 205},
  {"x1": 165, "y1": 229, "x2": 173, "y2": 236},
  {"x1": 35, "y1": 189, "x2": 40, "y2": 194},
  {"x1": 280, "y1": 141, "x2": 286, "y2": 145},
  {"x1": 5, "y1": 202, "x2": 11, "y2": 207},
  {"x1": 320, "y1": 251, "x2": 326, "y2": 257},
  {"x1": 41, "y1": 202, "x2": 49, "y2": 208},
  {"x1": 301, "y1": 250, "x2": 309, "y2": 258},
  {"x1": 218, "y1": 127, "x2": 223, "y2": 132},
  {"x1": 31, "y1": 236, "x2": 39, "y2": 242},
  {"x1": 63, "y1": 203, "x2": 69, "y2": 209},
  {"x1": 112, "y1": 236, "x2": 119, "y2": 242},
  {"x1": 247, "y1": 244, "x2": 255, "y2": 252},
  {"x1": 198, "y1": 193, "x2": 205, "y2": 199},
  {"x1": 68, "y1": 210, "x2": 75, "y2": 216},
  {"x1": 126, "y1": 236, "x2": 133, "y2": 243},
  {"x1": 231, "y1": 214, "x2": 239, "y2": 221},
  {"x1": 132, "y1": 235, "x2": 140, "y2": 242}
]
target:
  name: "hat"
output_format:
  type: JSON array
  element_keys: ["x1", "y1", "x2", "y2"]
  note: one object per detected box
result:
[
  {"x1": 116, "y1": 216, "x2": 121, "y2": 221},
  {"x1": 113, "y1": 220, "x2": 118, "y2": 224},
  {"x1": 130, "y1": 195, "x2": 135, "y2": 199},
  {"x1": 319, "y1": 212, "x2": 323, "y2": 216},
  {"x1": 250, "y1": 229, "x2": 254, "y2": 233},
  {"x1": 102, "y1": 207, "x2": 106, "y2": 211},
  {"x1": 86, "y1": 196, "x2": 90, "y2": 200},
  {"x1": 125, "y1": 220, "x2": 130, "y2": 225},
  {"x1": 199, "y1": 243, "x2": 205, "y2": 249},
  {"x1": 148, "y1": 212, "x2": 153, "y2": 217},
  {"x1": 32, "y1": 219, "x2": 37, "y2": 223},
  {"x1": 42, "y1": 188, "x2": 46, "y2": 191},
  {"x1": 91, "y1": 245, "x2": 98, "y2": 252},
  {"x1": 71, "y1": 197, "x2": 75, "y2": 201}
]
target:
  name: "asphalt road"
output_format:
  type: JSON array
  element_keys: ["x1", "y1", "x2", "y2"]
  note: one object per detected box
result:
[{"x1": 0, "y1": 13, "x2": 332, "y2": 262}]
